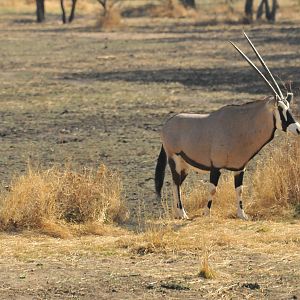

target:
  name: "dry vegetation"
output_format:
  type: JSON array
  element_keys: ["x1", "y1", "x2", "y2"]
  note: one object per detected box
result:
[{"x1": 0, "y1": 164, "x2": 128, "y2": 238}]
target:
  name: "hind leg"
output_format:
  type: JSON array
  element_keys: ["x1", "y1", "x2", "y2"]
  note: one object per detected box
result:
[
  {"x1": 168, "y1": 155, "x2": 189, "y2": 219},
  {"x1": 204, "y1": 167, "x2": 221, "y2": 217},
  {"x1": 234, "y1": 170, "x2": 248, "y2": 220}
]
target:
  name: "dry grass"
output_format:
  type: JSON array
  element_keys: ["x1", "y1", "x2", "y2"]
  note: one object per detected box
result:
[
  {"x1": 249, "y1": 137, "x2": 300, "y2": 219},
  {"x1": 183, "y1": 137, "x2": 300, "y2": 220},
  {"x1": 149, "y1": 0, "x2": 197, "y2": 18},
  {"x1": 97, "y1": 7, "x2": 122, "y2": 30},
  {"x1": 0, "y1": 164, "x2": 128, "y2": 237},
  {"x1": 198, "y1": 249, "x2": 216, "y2": 279}
]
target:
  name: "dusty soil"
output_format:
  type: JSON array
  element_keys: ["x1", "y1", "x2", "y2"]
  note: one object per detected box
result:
[
  {"x1": 0, "y1": 8, "x2": 300, "y2": 300},
  {"x1": 0, "y1": 218, "x2": 299, "y2": 300}
]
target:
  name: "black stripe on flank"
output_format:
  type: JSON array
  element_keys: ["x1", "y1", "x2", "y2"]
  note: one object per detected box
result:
[
  {"x1": 177, "y1": 151, "x2": 245, "y2": 172},
  {"x1": 176, "y1": 151, "x2": 211, "y2": 171}
]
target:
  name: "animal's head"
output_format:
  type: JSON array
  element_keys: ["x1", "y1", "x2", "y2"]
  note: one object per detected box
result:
[
  {"x1": 275, "y1": 95, "x2": 300, "y2": 135},
  {"x1": 230, "y1": 32, "x2": 300, "y2": 136}
]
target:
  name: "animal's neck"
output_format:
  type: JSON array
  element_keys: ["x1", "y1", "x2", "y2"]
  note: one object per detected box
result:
[{"x1": 248, "y1": 101, "x2": 276, "y2": 154}]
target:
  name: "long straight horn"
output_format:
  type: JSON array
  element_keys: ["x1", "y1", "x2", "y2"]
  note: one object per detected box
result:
[
  {"x1": 243, "y1": 32, "x2": 284, "y2": 99},
  {"x1": 229, "y1": 41, "x2": 280, "y2": 98}
]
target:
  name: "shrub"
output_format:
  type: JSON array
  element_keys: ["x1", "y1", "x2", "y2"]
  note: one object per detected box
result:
[{"x1": 0, "y1": 164, "x2": 128, "y2": 235}]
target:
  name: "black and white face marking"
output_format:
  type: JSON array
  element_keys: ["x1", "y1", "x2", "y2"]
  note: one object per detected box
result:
[{"x1": 275, "y1": 101, "x2": 300, "y2": 135}]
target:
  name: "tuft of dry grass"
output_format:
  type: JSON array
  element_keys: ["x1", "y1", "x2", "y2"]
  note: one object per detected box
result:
[
  {"x1": 97, "y1": 4, "x2": 122, "y2": 30},
  {"x1": 97, "y1": 9, "x2": 122, "y2": 30},
  {"x1": 117, "y1": 222, "x2": 178, "y2": 255},
  {"x1": 198, "y1": 249, "x2": 216, "y2": 279},
  {"x1": 249, "y1": 137, "x2": 300, "y2": 219},
  {"x1": 149, "y1": 0, "x2": 196, "y2": 18},
  {"x1": 0, "y1": 164, "x2": 128, "y2": 237}
]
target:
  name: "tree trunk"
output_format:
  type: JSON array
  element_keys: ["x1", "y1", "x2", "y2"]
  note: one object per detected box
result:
[
  {"x1": 60, "y1": 0, "x2": 67, "y2": 24},
  {"x1": 256, "y1": 0, "x2": 264, "y2": 19},
  {"x1": 257, "y1": 0, "x2": 277, "y2": 22},
  {"x1": 268, "y1": 0, "x2": 277, "y2": 21},
  {"x1": 36, "y1": 0, "x2": 45, "y2": 23},
  {"x1": 244, "y1": 0, "x2": 254, "y2": 23},
  {"x1": 180, "y1": 0, "x2": 196, "y2": 9},
  {"x1": 69, "y1": 0, "x2": 77, "y2": 23}
]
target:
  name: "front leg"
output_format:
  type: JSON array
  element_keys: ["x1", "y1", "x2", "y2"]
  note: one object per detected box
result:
[
  {"x1": 234, "y1": 170, "x2": 248, "y2": 220},
  {"x1": 204, "y1": 167, "x2": 221, "y2": 217}
]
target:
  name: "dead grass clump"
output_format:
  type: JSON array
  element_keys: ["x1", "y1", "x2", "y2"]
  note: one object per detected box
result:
[
  {"x1": 149, "y1": 0, "x2": 195, "y2": 18},
  {"x1": 249, "y1": 137, "x2": 300, "y2": 219},
  {"x1": 118, "y1": 223, "x2": 174, "y2": 255},
  {"x1": 0, "y1": 164, "x2": 128, "y2": 236},
  {"x1": 97, "y1": 7, "x2": 122, "y2": 30},
  {"x1": 198, "y1": 250, "x2": 216, "y2": 279}
]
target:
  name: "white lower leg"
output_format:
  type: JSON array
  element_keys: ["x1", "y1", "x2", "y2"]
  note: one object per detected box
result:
[
  {"x1": 172, "y1": 183, "x2": 189, "y2": 219},
  {"x1": 204, "y1": 183, "x2": 216, "y2": 217},
  {"x1": 236, "y1": 186, "x2": 248, "y2": 220}
]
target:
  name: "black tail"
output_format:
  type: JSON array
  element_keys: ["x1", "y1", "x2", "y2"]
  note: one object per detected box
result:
[{"x1": 155, "y1": 145, "x2": 167, "y2": 199}]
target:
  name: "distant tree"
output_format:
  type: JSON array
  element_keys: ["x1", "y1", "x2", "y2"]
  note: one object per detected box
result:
[
  {"x1": 257, "y1": 0, "x2": 278, "y2": 22},
  {"x1": 61, "y1": 0, "x2": 78, "y2": 23},
  {"x1": 244, "y1": 0, "x2": 278, "y2": 23},
  {"x1": 96, "y1": 0, "x2": 122, "y2": 29},
  {"x1": 97, "y1": 0, "x2": 108, "y2": 14},
  {"x1": 36, "y1": 0, "x2": 45, "y2": 23},
  {"x1": 180, "y1": 0, "x2": 196, "y2": 9},
  {"x1": 244, "y1": 0, "x2": 254, "y2": 23},
  {"x1": 35, "y1": 0, "x2": 77, "y2": 23},
  {"x1": 97, "y1": 0, "x2": 121, "y2": 16}
]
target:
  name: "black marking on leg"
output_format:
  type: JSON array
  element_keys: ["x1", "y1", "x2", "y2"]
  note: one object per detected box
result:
[
  {"x1": 177, "y1": 199, "x2": 183, "y2": 209},
  {"x1": 207, "y1": 200, "x2": 212, "y2": 209},
  {"x1": 206, "y1": 168, "x2": 220, "y2": 211},
  {"x1": 169, "y1": 158, "x2": 180, "y2": 185},
  {"x1": 169, "y1": 158, "x2": 184, "y2": 210},
  {"x1": 210, "y1": 167, "x2": 221, "y2": 186},
  {"x1": 239, "y1": 201, "x2": 243, "y2": 210},
  {"x1": 234, "y1": 171, "x2": 244, "y2": 188},
  {"x1": 180, "y1": 170, "x2": 188, "y2": 185}
]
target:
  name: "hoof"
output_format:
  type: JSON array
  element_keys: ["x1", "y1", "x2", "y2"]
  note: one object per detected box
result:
[
  {"x1": 203, "y1": 207, "x2": 211, "y2": 218},
  {"x1": 174, "y1": 208, "x2": 189, "y2": 220},
  {"x1": 237, "y1": 210, "x2": 248, "y2": 220}
]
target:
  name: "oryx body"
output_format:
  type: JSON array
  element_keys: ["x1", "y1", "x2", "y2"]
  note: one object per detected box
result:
[{"x1": 155, "y1": 33, "x2": 300, "y2": 220}]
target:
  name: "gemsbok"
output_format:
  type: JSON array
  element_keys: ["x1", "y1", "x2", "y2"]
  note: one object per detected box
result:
[{"x1": 155, "y1": 32, "x2": 300, "y2": 220}]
